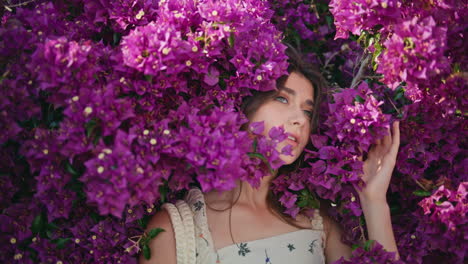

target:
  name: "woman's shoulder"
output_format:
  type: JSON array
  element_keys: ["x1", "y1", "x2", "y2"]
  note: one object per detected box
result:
[
  {"x1": 140, "y1": 188, "x2": 206, "y2": 264},
  {"x1": 140, "y1": 209, "x2": 176, "y2": 264}
]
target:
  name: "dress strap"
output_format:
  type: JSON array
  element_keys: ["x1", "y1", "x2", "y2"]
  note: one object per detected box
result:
[
  {"x1": 185, "y1": 188, "x2": 218, "y2": 264},
  {"x1": 162, "y1": 200, "x2": 197, "y2": 264},
  {"x1": 309, "y1": 209, "x2": 327, "y2": 250}
]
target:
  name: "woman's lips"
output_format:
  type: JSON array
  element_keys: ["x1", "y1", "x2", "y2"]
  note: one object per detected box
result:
[
  {"x1": 286, "y1": 138, "x2": 298, "y2": 147},
  {"x1": 286, "y1": 133, "x2": 299, "y2": 147}
]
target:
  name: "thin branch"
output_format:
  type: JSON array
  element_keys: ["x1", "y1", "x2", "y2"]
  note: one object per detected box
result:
[
  {"x1": 414, "y1": 179, "x2": 429, "y2": 192},
  {"x1": 351, "y1": 53, "x2": 371, "y2": 88},
  {"x1": 352, "y1": 51, "x2": 364, "y2": 77},
  {"x1": 126, "y1": 235, "x2": 143, "y2": 253},
  {"x1": 362, "y1": 75, "x2": 382, "y2": 80},
  {"x1": 385, "y1": 92, "x2": 403, "y2": 116},
  {"x1": 310, "y1": 0, "x2": 320, "y2": 19},
  {"x1": 3, "y1": 0, "x2": 37, "y2": 10},
  {"x1": 324, "y1": 51, "x2": 340, "y2": 68}
]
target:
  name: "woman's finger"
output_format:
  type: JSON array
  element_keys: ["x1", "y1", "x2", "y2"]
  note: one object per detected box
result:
[
  {"x1": 375, "y1": 138, "x2": 382, "y2": 145},
  {"x1": 383, "y1": 125, "x2": 392, "y2": 147},
  {"x1": 389, "y1": 121, "x2": 400, "y2": 155}
]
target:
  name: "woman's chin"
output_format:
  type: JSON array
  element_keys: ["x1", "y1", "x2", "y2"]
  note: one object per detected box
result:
[{"x1": 279, "y1": 153, "x2": 299, "y2": 166}]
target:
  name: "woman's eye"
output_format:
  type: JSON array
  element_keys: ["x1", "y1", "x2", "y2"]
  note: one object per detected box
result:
[
  {"x1": 275, "y1": 96, "x2": 288, "y2": 104},
  {"x1": 304, "y1": 110, "x2": 313, "y2": 118}
]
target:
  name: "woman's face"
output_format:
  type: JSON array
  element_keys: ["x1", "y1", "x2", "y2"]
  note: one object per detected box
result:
[{"x1": 249, "y1": 72, "x2": 314, "y2": 165}]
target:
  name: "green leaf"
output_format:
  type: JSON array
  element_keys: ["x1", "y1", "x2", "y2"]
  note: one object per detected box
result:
[
  {"x1": 359, "y1": 215, "x2": 366, "y2": 226},
  {"x1": 65, "y1": 161, "x2": 80, "y2": 176},
  {"x1": 297, "y1": 190, "x2": 320, "y2": 209},
  {"x1": 413, "y1": 190, "x2": 432, "y2": 197},
  {"x1": 325, "y1": 15, "x2": 333, "y2": 28},
  {"x1": 90, "y1": 211, "x2": 105, "y2": 223},
  {"x1": 297, "y1": 200, "x2": 308, "y2": 208},
  {"x1": 84, "y1": 118, "x2": 102, "y2": 145},
  {"x1": 228, "y1": 32, "x2": 235, "y2": 47},
  {"x1": 113, "y1": 32, "x2": 121, "y2": 46},
  {"x1": 363, "y1": 240, "x2": 375, "y2": 251},
  {"x1": 17, "y1": 117, "x2": 40, "y2": 129},
  {"x1": 54, "y1": 238, "x2": 70, "y2": 249},
  {"x1": 357, "y1": 31, "x2": 368, "y2": 47},
  {"x1": 66, "y1": 178, "x2": 85, "y2": 198},
  {"x1": 159, "y1": 184, "x2": 169, "y2": 204},
  {"x1": 403, "y1": 37, "x2": 415, "y2": 49},
  {"x1": 247, "y1": 152, "x2": 267, "y2": 162},
  {"x1": 372, "y1": 42, "x2": 383, "y2": 71},
  {"x1": 31, "y1": 214, "x2": 44, "y2": 234},
  {"x1": 247, "y1": 152, "x2": 275, "y2": 174},
  {"x1": 85, "y1": 119, "x2": 97, "y2": 138},
  {"x1": 143, "y1": 244, "x2": 151, "y2": 260},
  {"x1": 219, "y1": 77, "x2": 226, "y2": 90},
  {"x1": 144, "y1": 75, "x2": 153, "y2": 83},
  {"x1": 47, "y1": 222, "x2": 59, "y2": 230},
  {"x1": 390, "y1": 204, "x2": 401, "y2": 214},
  {"x1": 394, "y1": 91, "x2": 404, "y2": 101},
  {"x1": 309, "y1": 198, "x2": 320, "y2": 209},
  {"x1": 195, "y1": 36, "x2": 205, "y2": 42},
  {"x1": 354, "y1": 95, "x2": 365, "y2": 104},
  {"x1": 252, "y1": 138, "x2": 258, "y2": 153},
  {"x1": 148, "y1": 228, "x2": 165, "y2": 239},
  {"x1": 138, "y1": 215, "x2": 152, "y2": 229},
  {"x1": 367, "y1": 36, "x2": 374, "y2": 47},
  {"x1": 0, "y1": 70, "x2": 9, "y2": 84}
]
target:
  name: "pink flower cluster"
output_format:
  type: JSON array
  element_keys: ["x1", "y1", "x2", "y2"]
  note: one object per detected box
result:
[{"x1": 330, "y1": 0, "x2": 401, "y2": 39}]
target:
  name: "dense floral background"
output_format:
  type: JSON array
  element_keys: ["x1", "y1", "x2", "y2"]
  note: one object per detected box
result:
[{"x1": 0, "y1": 0, "x2": 466, "y2": 263}]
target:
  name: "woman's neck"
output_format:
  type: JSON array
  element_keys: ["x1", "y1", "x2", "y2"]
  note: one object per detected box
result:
[
  {"x1": 204, "y1": 170, "x2": 277, "y2": 210},
  {"x1": 233, "y1": 172, "x2": 276, "y2": 209}
]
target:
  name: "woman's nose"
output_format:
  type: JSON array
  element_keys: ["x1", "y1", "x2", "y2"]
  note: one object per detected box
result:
[{"x1": 289, "y1": 109, "x2": 306, "y2": 127}]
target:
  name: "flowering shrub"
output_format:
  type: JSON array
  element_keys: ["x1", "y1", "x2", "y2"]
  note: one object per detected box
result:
[{"x1": 0, "y1": 0, "x2": 466, "y2": 263}]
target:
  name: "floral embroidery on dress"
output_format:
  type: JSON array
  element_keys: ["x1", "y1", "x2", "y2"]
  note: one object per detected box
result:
[
  {"x1": 308, "y1": 239, "x2": 318, "y2": 254},
  {"x1": 238, "y1": 242, "x2": 251, "y2": 256},
  {"x1": 287, "y1": 243, "x2": 296, "y2": 252},
  {"x1": 198, "y1": 233, "x2": 209, "y2": 246},
  {"x1": 193, "y1": 201, "x2": 204, "y2": 211},
  {"x1": 265, "y1": 249, "x2": 272, "y2": 264}
]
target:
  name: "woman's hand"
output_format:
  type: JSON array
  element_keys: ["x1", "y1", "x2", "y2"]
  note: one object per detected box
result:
[{"x1": 358, "y1": 121, "x2": 400, "y2": 202}]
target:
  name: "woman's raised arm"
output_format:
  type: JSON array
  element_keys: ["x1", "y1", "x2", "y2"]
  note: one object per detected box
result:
[
  {"x1": 325, "y1": 121, "x2": 400, "y2": 263},
  {"x1": 358, "y1": 121, "x2": 400, "y2": 257}
]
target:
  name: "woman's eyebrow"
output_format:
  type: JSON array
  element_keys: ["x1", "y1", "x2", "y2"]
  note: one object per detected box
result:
[{"x1": 279, "y1": 86, "x2": 314, "y2": 107}]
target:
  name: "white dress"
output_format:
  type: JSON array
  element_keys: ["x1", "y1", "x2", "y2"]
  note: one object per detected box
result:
[{"x1": 163, "y1": 188, "x2": 327, "y2": 264}]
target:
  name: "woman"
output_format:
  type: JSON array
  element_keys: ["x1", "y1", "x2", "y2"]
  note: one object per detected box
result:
[{"x1": 139, "y1": 48, "x2": 400, "y2": 264}]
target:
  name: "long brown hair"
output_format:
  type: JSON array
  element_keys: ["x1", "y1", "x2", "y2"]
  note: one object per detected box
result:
[
  {"x1": 239, "y1": 46, "x2": 326, "y2": 228},
  {"x1": 205, "y1": 46, "x2": 326, "y2": 237}
]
